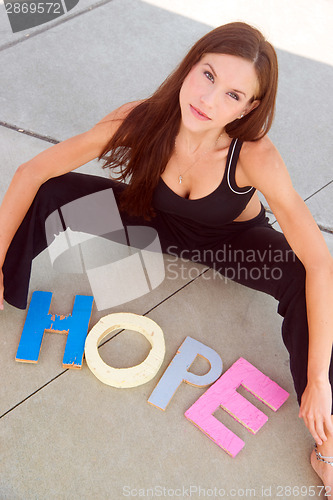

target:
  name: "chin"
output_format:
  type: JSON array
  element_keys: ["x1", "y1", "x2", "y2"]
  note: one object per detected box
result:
[{"x1": 180, "y1": 107, "x2": 209, "y2": 130}]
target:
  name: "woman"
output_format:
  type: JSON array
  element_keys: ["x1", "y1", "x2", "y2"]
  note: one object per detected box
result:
[{"x1": 1, "y1": 22, "x2": 332, "y2": 486}]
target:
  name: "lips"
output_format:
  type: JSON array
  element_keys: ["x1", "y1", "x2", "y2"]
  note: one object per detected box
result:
[{"x1": 190, "y1": 104, "x2": 211, "y2": 121}]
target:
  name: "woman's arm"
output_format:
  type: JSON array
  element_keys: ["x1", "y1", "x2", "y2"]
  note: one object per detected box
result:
[
  {"x1": 0, "y1": 100, "x2": 142, "y2": 309},
  {"x1": 240, "y1": 137, "x2": 333, "y2": 444}
]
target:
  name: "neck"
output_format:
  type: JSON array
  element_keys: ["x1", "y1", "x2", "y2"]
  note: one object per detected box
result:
[{"x1": 176, "y1": 124, "x2": 227, "y2": 155}]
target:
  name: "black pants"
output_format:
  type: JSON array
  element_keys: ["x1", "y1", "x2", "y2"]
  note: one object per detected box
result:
[{"x1": 3, "y1": 172, "x2": 332, "y2": 407}]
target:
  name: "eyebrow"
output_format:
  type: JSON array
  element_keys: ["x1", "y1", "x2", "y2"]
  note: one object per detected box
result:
[{"x1": 204, "y1": 63, "x2": 247, "y2": 98}]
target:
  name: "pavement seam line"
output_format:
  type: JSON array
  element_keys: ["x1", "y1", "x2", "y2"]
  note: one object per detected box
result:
[
  {"x1": 0, "y1": 0, "x2": 115, "y2": 52},
  {"x1": 143, "y1": 268, "x2": 211, "y2": 317},
  {"x1": 0, "y1": 121, "x2": 59, "y2": 144},
  {"x1": 100, "y1": 268, "x2": 211, "y2": 347},
  {"x1": 0, "y1": 369, "x2": 68, "y2": 419},
  {"x1": 303, "y1": 179, "x2": 333, "y2": 203}
]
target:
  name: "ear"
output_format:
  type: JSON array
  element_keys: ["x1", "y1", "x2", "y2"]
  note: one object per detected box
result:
[{"x1": 244, "y1": 99, "x2": 260, "y2": 115}]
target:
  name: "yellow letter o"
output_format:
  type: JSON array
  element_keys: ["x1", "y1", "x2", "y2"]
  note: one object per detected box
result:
[{"x1": 84, "y1": 313, "x2": 165, "y2": 388}]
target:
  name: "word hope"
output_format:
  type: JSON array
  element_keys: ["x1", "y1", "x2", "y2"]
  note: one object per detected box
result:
[{"x1": 16, "y1": 291, "x2": 289, "y2": 457}]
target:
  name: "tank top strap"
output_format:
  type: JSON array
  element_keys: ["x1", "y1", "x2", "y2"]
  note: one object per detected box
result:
[{"x1": 226, "y1": 138, "x2": 255, "y2": 195}]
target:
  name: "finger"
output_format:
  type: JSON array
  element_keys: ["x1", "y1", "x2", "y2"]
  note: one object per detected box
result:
[
  {"x1": 324, "y1": 416, "x2": 333, "y2": 437},
  {"x1": 305, "y1": 417, "x2": 323, "y2": 445},
  {"x1": 315, "y1": 419, "x2": 328, "y2": 443}
]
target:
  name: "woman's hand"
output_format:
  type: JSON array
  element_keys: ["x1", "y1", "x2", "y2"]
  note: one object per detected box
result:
[
  {"x1": 0, "y1": 268, "x2": 4, "y2": 310},
  {"x1": 299, "y1": 379, "x2": 333, "y2": 444}
]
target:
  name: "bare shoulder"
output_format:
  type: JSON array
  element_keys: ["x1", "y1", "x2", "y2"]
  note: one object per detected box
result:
[
  {"x1": 240, "y1": 135, "x2": 282, "y2": 169},
  {"x1": 238, "y1": 135, "x2": 291, "y2": 192}
]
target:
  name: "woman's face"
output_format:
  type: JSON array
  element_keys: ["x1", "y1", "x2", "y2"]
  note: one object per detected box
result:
[{"x1": 179, "y1": 53, "x2": 260, "y2": 134}]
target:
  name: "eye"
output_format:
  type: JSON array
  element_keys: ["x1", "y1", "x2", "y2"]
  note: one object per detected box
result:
[
  {"x1": 227, "y1": 92, "x2": 239, "y2": 101},
  {"x1": 204, "y1": 71, "x2": 214, "y2": 83}
]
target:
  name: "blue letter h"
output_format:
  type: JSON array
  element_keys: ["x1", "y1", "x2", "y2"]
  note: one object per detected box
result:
[{"x1": 16, "y1": 291, "x2": 94, "y2": 368}]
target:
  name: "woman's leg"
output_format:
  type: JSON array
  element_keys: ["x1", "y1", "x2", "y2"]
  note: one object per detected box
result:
[
  {"x1": 198, "y1": 213, "x2": 333, "y2": 408},
  {"x1": 3, "y1": 172, "x2": 152, "y2": 309},
  {"x1": 201, "y1": 216, "x2": 333, "y2": 487}
]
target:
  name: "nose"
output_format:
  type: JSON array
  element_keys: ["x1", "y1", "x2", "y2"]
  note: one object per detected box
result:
[{"x1": 200, "y1": 87, "x2": 218, "y2": 109}]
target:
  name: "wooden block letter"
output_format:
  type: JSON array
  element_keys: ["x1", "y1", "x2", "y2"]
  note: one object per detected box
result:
[
  {"x1": 84, "y1": 312, "x2": 165, "y2": 388},
  {"x1": 148, "y1": 336, "x2": 223, "y2": 410},
  {"x1": 16, "y1": 291, "x2": 94, "y2": 368},
  {"x1": 185, "y1": 357, "x2": 289, "y2": 457}
]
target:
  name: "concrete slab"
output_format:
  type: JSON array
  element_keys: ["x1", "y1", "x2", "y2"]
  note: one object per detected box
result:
[
  {"x1": 0, "y1": 0, "x2": 112, "y2": 47},
  {"x1": 0, "y1": 0, "x2": 197, "y2": 139},
  {"x1": 1, "y1": 270, "x2": 321, "y2": 498},
  {"x1": 270, "y1": 50, "x2": 333, "y2": 202}
]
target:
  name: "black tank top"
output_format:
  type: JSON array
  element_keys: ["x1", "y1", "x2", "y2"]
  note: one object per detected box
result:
[
  {"x1": 152, "y1": 138, "x2": 257, "y2": 249},
  {"x1": 153, "y1": 137, "x2": 255, "y2": 218}
]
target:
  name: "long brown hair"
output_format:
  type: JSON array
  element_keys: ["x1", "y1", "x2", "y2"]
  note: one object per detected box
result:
[{"x1": 99, "y1": 22, "x2": 278, "y2": 218}]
